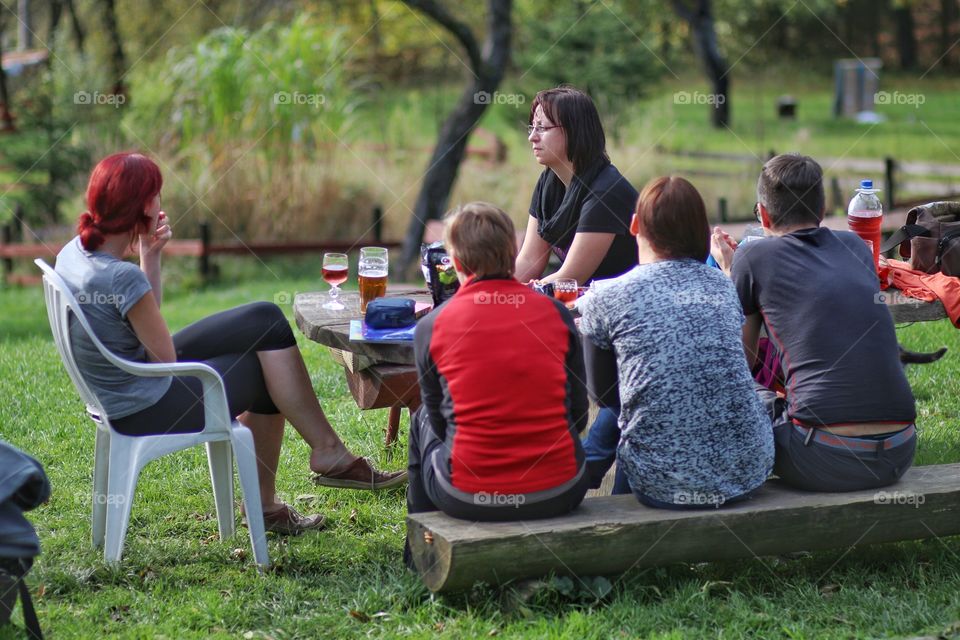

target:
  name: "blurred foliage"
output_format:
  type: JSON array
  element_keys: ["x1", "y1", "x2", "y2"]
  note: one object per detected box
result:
[
  {"x1": 514, "y1": 0, "x2": 671, "y2": 125},
  {"x1": 123, "y1": 14, "x2": 363, "y2": 154}
]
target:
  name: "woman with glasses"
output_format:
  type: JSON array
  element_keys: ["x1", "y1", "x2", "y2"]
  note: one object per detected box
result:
[
  {"x1": 514, "y1": 87, "x2": 639, "y2": 495},
  {"x1": 514, "y1": 86, "x2": 639, "y2": 286}
]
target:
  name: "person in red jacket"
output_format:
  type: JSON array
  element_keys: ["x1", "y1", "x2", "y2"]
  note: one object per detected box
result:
[{"x1": 406, "y1": 202, "x2": 590, "y2": 523}]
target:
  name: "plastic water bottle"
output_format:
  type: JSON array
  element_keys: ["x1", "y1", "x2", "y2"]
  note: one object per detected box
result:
[{"x1": 847, "y1": 179, "x2": 882, "y2": 272}]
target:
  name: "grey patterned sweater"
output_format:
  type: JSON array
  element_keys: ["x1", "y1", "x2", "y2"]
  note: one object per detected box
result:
[{"x1": 578, "y1": 259, "x2": 774, "y2": 505}]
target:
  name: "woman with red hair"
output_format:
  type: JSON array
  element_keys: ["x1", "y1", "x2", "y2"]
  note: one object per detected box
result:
[{"x1": 56, "y1": 152, "x2": 404, "y2": 535}]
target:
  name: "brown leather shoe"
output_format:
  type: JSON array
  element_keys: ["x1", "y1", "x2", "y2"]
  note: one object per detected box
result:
[
  {"x1": 253, "y1": 503, "x2": 326, "y2": 536},
  {"x1": 312, "y1": 457, "x2": 408, "y2": 490}
]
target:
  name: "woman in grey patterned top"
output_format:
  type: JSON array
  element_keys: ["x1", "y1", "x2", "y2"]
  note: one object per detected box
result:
[{"x1": 578, "y1": 176, "x2": 774, "y2": 508}]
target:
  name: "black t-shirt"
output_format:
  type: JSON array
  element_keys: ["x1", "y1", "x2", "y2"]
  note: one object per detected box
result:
[
  {"x1": 529, "y1": 164, "x2": 639, "y2": 282},
  {"x1": 731, "y1": 226, "x2": 916, "y2": 426}
]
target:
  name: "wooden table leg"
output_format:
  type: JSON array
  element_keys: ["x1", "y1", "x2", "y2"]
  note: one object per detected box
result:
[{"x1": 386, "y1": 406, "x2": 402, "y2": 447}]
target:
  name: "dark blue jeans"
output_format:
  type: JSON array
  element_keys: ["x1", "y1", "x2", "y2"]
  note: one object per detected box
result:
[{"x1": 582, "y1": 407, "x2": 632, "y2": 495}]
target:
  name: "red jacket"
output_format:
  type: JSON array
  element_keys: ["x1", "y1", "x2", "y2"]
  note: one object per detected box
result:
[{"x1": 413, "y1": 277, "x2": 587, "y2": 494}]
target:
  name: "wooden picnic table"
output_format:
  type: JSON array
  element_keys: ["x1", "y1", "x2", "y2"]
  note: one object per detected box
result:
[
  {"x1": 294, "y1": 285, "x2": 949, "y2": 447},
  {"x1": 294, "y1": 288, "x2": 432, "y2": 447}
]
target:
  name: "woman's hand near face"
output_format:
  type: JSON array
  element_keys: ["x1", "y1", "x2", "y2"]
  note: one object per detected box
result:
[
  {"x1": 140, "y1": 211, "x2": 172, "y2": 259},
  {"x1": 138, "y1": 205, "x2": 170, "y2": 306}
]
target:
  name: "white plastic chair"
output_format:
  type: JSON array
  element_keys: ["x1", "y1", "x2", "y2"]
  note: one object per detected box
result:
[{"x1": 35, "y1": 259, "x2": 269, "y2": 567}]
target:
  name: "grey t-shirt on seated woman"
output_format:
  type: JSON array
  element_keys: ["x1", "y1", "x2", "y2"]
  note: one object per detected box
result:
[
  {"x1": 55, "y1": 237, "x2": 171, "y2": 419},
  {"x1": 578, "y1": 259, "x2": 774, "y2": 505}
]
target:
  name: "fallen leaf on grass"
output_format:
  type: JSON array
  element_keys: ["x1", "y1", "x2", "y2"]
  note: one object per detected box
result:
[
  {"x1": 35, "y1": 584, "x2": 45, "y2": 598},
  {"x1": 349, "y1": 610, "x2": 370, "y2": 623},
  {"x1": 349, "y1": 509, "x2": 358, "y2": 524},
  {"x1": 231, "y1": 548, "x2": 247, "y2": 561},
  {"x1": 820, "y1": 584, "x2": 841, "y2": 597}
]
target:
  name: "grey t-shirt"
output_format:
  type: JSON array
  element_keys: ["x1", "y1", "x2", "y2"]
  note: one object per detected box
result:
[
  {"x1": 730, "y1": 227, "x2": 915, "y2": 426},
  {"x1": 55, "y1": 237, "x2": 171, "y2": 419},
  {"x1": 579, "y1": 260, "x2": 774, "y2": 505}
]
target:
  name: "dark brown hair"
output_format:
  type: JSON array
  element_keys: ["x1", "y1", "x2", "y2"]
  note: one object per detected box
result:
[
  {"x1": 444, "y1": 202, "x2": 517, "y2": 278},
  {"x1": 634, "y1": 176, "x2": 709, "y2": 262},
  {"x1": 529, "y1": 86, "x2": 608, "y2": 174},
  {"x1": 757, "y1": 153, "x2": 825, "y2": 229}
]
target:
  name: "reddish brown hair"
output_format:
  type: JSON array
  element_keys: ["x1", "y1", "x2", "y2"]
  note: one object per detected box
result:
[
  {"x1": 444, "y1": 202, "x2": 516, "y2": 278},
  {"x1": 78, "y1": 153, "x2": 163, "y2": 251},
  {"x1": 634, "y1": 176, "x2": 709, "y2": 262}
]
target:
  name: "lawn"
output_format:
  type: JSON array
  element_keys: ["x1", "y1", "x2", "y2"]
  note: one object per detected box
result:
[{"x1": 2, "y1": 259, "x2": 960, "y2": 639}]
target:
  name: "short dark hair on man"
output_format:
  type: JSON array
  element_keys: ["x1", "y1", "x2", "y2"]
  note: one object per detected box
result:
[
  {"x1": 530, "y1": 86, "x2": 609, "y2": 174},
  {"x1": 757, "y1": 153, "x2": 825, "y2": 229}
]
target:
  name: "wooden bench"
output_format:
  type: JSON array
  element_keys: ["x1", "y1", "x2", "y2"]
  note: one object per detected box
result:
[{"x1": 407, "y1": 463, "x2": 960, "y2": 592}]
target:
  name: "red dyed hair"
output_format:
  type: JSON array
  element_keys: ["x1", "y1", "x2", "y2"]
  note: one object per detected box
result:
[
  {"x1": 78, "y1": 153, "x2": 163, "y2": 251},
  {"x1": 634, "y1": 176, "x2": 710, "y2": 262}
]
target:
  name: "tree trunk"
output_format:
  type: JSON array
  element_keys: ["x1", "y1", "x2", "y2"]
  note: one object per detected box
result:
[
  {"x1": 942, "y1": 0, "x2": 957, "y2": 69},
  {"x1": 894, "y1": 4, "x2": 917, "y2": 70},
  {"x1": 102, "y1": 0, "x2": 127, "y2": 97},
  {"x1": 48, "y1": 0, "x2": 64, "y2": 42},
  {"x1": 65, "y1": 0, "x2": 85, "y2": 53},
  {"x1": 0, "y1": 10, "x2": 15, "y2": 132},
  {"x1": 398, "y1": 0, "x2": 512, "y2": 273},
  {"x1": 672, "y1": 0, "x2": 730, "y2": 128},
  {"x1": 17, "y1": 0, "x2": 32, "y2": 51}
]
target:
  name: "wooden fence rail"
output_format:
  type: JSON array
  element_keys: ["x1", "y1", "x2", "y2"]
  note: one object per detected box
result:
[
  {"x1": 656, "y1": 147, "x2": 960, "y2": 220},
  {"x1": 1, "y1": 207, "x2": 401, "y2": 285}
]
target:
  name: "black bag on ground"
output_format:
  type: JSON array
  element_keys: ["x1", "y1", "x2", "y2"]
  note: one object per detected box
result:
[
  {"x1": 0, "y1": 440, "x2": 50, "y2": 639},
  {"x1": 880, "y1": 201, "x2": 960, "y2": 276}
]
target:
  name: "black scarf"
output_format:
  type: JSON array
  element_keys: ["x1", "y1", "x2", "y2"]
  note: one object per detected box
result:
[{"x1": 534, "y1": 157, "x2": 611, "y2": 246}]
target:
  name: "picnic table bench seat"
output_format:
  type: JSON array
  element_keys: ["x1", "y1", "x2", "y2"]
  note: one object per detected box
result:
[{"x1": 407, "y1": 463, "x2": 960, "y2": 592}]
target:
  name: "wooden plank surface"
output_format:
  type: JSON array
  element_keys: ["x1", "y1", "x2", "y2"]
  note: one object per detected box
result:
[
  {"x1": 408, "y1": 463, "x2": 960, "y2": 592},
  {"x1": 294, "y1": 289, "x2": 431, "y2": 366}
]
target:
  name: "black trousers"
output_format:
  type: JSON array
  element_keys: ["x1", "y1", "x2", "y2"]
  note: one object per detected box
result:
[
  {"x1": 111, "y1": 302, "x2": 297, "y2": 436},
  {"x1": 406, "y1": 406, "x2": 589, "y2": 522},
  {"x1": 756, "y1": 386, "x2": 916, "y2": 492}
]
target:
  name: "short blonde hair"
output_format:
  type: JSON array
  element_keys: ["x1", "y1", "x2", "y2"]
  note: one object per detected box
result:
[{"x1": 443, "y1": 202, "x2": 517, "y2": 278}]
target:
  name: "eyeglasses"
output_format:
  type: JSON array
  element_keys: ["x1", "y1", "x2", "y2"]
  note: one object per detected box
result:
[
  {"x1": 527, "y1": 124, "x2": 562, "y2": 136},
  {"x1": 754, "y1": 203, "x2": 762, "y2": 222}
]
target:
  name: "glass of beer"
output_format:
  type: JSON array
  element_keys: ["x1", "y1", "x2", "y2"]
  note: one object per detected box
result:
[
  {"x1": 359, "y1": 247, "x2": 388, "y2": 313},
  {"x1": 322, "y1": 252, "x2": 349, "y2": 310},
  {"x1": 554, "y1": 278, "x2": 578, "y2": 306}
]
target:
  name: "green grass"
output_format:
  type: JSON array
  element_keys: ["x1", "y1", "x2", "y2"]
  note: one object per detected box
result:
[{"x1": 1, "y1": 263, "x2": 960, "y2": 639}]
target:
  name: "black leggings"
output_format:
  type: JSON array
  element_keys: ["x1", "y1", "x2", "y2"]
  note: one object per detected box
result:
[{"x1": 111, "y1": 302, "x2": 297, "y2": 436}]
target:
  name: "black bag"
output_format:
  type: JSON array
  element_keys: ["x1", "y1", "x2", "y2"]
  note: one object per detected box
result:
[
  {"x1": 364, "y1": 298, "x2": 417, "y2": 329},
  {"x1": 880, "y1": 201, "x2": 960, "y2": 276},
  {"x1": 420, "y1": 243, "x2": 460, "y2": 306},
  {"x1": 0, "y1": 440, "x2": 50, "y2": 639}
]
